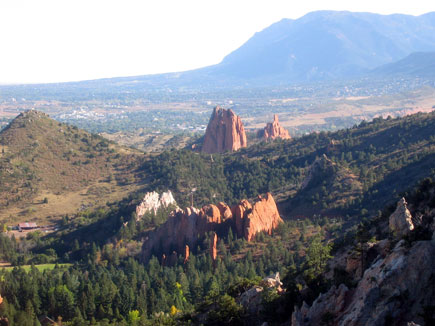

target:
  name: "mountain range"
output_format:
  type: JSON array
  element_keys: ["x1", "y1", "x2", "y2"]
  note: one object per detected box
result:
[
  {"x1": 208, "y1": 11, "x2": 435, "y2": 82},
  {"x1": 1, "y1": 10, "x2": 434, "y2": 97},
  {"x1": 85, "y1": 11, "x2": 435, "y2": 87}
]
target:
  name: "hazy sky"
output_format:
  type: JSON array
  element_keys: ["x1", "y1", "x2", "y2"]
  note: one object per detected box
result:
[{"x1": 1, "y1": 0, "x2": 434, "y2": 84}]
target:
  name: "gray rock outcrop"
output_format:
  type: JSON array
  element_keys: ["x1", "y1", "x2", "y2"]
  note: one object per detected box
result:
[
  {"x1": 292, "y1": 239, "x2": 435, "y2": 326},
  {"x1": 389, "y1": 197, "x2": 414, "y2": 237}
]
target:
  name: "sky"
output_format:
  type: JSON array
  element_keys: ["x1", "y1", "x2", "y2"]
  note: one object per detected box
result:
[{"x1": 0, "y1": 0, "x2": 434, "y2": 84}]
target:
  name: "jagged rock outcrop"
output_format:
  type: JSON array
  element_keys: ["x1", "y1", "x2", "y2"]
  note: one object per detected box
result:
[
  {"x1": 389, "y1": 197, "x2": 414, "y2": 237},
  {"x1": 210, "y1": 233, "x2": 218, "y2": 262},
  {"x1": 233, "y1": 194, "x2": 283, "y2": 241},
  {"x1": 141, "y1": 193, "x2": 283, "y2": 261},
  {"x1": 135, "y1": 190, "x2": 177, "y2": 219},
  {"x1": 202, "y1": 106, "x2": 247, "y2": 154},
  {"x1": 262, "y1": 272, "x2": 284, "y2": 292},
  {"x1": 260, "y1": 114, "x2": 291, "y2": 140},
  {"x1": 238, "y1": 272, "x2": 284, "y2": 315},
  {"x1": 243, "y1": 193, "x2": 283, "y2": 241},
  {"x1": 292, "y1": 239, "x2": 435, "y2": 326}
]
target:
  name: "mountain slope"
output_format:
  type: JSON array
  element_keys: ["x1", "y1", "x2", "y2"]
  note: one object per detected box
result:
[
  {"x1": 372, "y1": 51, "x2": 435, "y2": 77},
  {"x1": 210, "y1": 11, "x2": 435, "y2": 82},
  {"x1": 0, "y1": 110, "x2": 142, "y2": 223}
]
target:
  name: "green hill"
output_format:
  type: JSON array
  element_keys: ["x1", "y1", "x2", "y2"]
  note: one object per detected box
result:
[{"x1": 0, "y1": 110, "x2": 142, "y2": 224}]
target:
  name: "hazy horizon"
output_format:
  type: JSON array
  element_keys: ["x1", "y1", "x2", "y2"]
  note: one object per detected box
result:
[{"x1": 1, "y1": 0, "x2": 434, "y2": 85}]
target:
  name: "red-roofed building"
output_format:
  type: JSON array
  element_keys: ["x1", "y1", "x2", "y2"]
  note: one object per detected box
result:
[{"x1": 18, "y1": 222, "x2": 38, "y2": 231}]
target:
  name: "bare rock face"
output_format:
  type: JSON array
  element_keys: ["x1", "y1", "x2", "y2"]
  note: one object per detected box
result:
[
  {"x1": 200, "y1": 204, "x2": 222, "y2": 224},
  {"x1": 142, "y1": 193, "x2": 283, "y2": 261},
  {"x1": 261, "y1": 114, "x2": 291, "y2": 140},
  {"x1": 232, "y1": 199, "x2": 252, "y2": 237},
  {"x1": 292, "y1": 240, "x2": 435, "y2": 326},
  {"x1": 136, "y1": 190, "x2": 177, "y2": 219},
  {"x1": 389, "y1": 197, "x2": 414, "y2": 237},
  {"x1": 217, "y1": 202, "x2": 233, "y2": 221},
  {"x1": 242, "y1": 193, "x2": 283, "y2": 241},
  {"x1": 292, "y1": 284, "x2": 349, "y2": 326},
  {"x1": 202, "y1": 106, "x2": 247, "y2": 154}
]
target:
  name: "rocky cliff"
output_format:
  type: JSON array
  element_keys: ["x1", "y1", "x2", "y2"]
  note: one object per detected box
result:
[
  {"x1": 141, "y1": 192, "x2": 283, "y2": 261},
  {"x1": 202, "y1": 106, "x2": 247, "y2": 154},
  {"x1": 292, "y1": 190, "x2": 435, "y2": 326},
  {"x1": 260, "y1": 114, "x2": 291, "y2": 140},
  {"x1": 292, "y1": 239, "x2": 435, "y2": 326}
]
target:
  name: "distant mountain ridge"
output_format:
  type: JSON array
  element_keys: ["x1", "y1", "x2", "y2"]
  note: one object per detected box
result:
[
  {"x1": 65, "y1": 10, "x2": 435, "y2": 86},
  {"x1": 208, "y1": 11, "x2": 435, "y2": 82},
  {"x1": 371, "y1": 51, "x2": 435, "y2": 77}
]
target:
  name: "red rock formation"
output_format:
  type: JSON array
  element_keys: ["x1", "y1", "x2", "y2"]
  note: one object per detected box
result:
[
  {"x1": 261, "y1": 114, "x2": 291, "y2": 140},
  {"x1": 0, "y1": 294, "x2": 2, "y2": 305},
  {"x1": 217, "y1": 202, "x2": 233, "y2": 221},
  {"x1": 232, "y1": 199, "x2": 252, "y2": 237},
  {"x1": 142, "y1": 193, "x2": 283, "y2": 261},
  {"x1": 202, "y1": 106, "x2": 247, "y2": 154},
  {"x1": 200, "y1": 204, "x2": 222, "y2": 224},
  {"x1": 184, "y1": 245, "x2": 190, "y2": 264},
  {"x1": 241, "y1": 193, "x2": 283, "y2": 241},
  {"x1": 210, "y1": 232, "x2": 218, "y2": 261}
]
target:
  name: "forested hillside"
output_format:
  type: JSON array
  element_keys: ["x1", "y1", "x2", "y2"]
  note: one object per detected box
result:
[
  {"x1": 144, "y1": 112, "x2": 435, "y2": 216},
  {"x1": 0, "y1": 111, "x2": 434, "y2": 325}
]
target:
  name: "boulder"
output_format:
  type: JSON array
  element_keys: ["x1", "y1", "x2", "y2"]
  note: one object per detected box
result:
[
  {"x1": 261, "y1": 114, "x2": 291, "y2": 140},
  {"x1": 202, "y1": 106, "x2": 247, "y2": 154},
  {"x1": 262, "y1": 272, "x2": 283, "y2": 293},
  {"x1": 389, "y1": 197, "x2": 414, "y2": 237}
]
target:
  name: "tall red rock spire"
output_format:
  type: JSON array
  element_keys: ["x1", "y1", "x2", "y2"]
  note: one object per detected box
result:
[
  {"x1": 210, "y1": 232, "x2": 218, "y2": 262},
  {"x1": 184, "y1": 245, "x2": 190, "y2": 264},
  {"x1": 202, "y1": 106, "x2": 247, "y2": 154}
]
